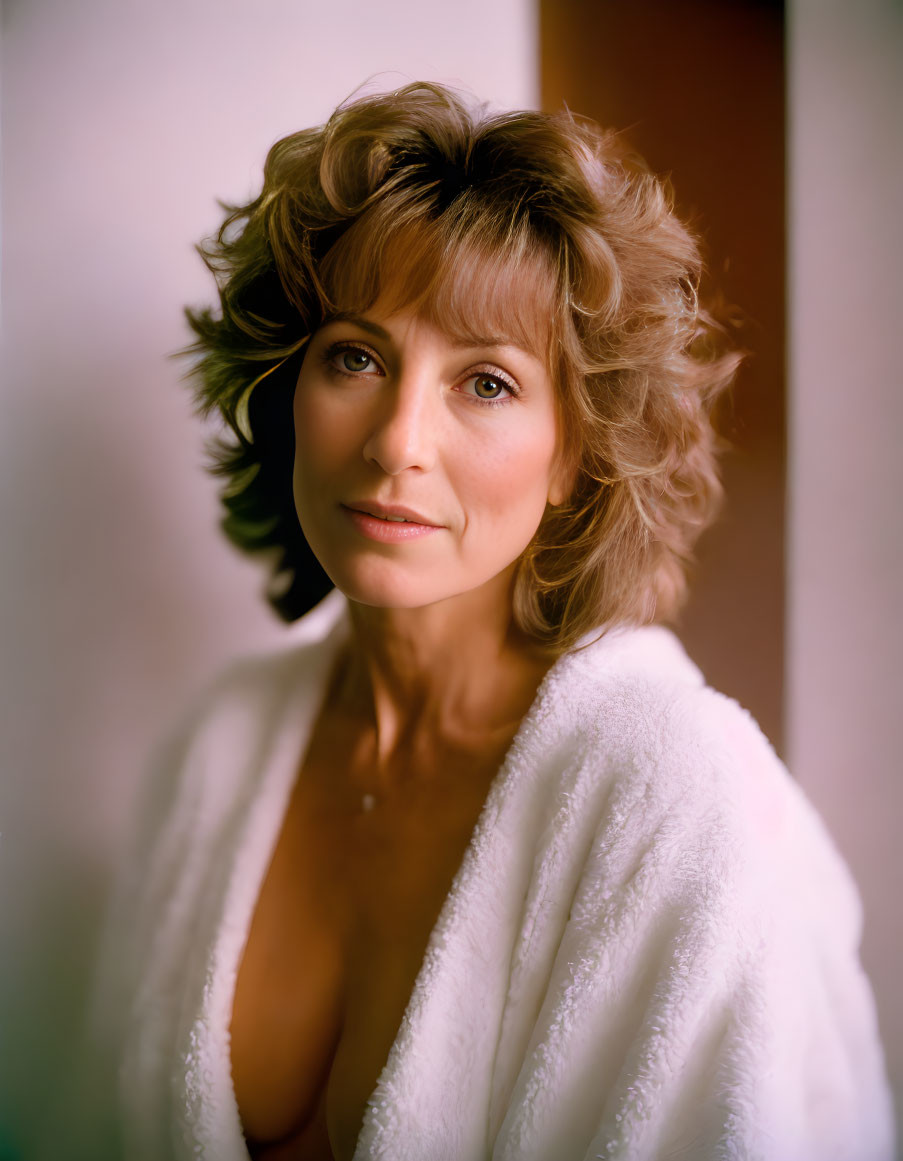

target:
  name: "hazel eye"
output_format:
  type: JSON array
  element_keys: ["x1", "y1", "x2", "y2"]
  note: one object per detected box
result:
[
  {"x1": 464, "y1": 374, "x2": 510, "y2": 401},
  {"x1": 321, "y1": 341, "x2": 384, "y2": 379},
  {"x1": 340, "y1": 348, "x2": 376, "y2": 373}
]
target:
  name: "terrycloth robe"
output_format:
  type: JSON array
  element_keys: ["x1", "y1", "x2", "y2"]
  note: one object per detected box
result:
[{"x1": 65, "y1": 588, "x2": 895, "y2": 1160}]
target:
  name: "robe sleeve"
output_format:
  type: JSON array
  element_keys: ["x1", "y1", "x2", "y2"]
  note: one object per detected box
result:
[{"x1": 491, "y1": 686, "x2": 896, "y2": 1161}]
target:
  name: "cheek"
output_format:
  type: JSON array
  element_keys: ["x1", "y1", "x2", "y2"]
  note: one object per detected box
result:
[
  {"x1": 292, "y1": 379, "x2": 354, "y2": 475},
  {"x1": 292, "y1": 384, "x2": 339, "y2": 521},
  {"x1": 456, "y1": 417, "x2": 559, "y2": 528},
  {"x1": 293, "y1": 381, "x2": 326, "y2": 456}
]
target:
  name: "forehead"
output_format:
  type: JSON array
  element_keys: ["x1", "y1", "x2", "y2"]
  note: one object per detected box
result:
[{"x1": 318, "y1": 215, "x2": 560, "y2": 366}]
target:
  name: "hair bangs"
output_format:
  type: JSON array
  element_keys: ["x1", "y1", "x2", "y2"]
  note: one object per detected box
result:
[{"x1": 318, "y1": 200, "x2": 561, "y2": 368}]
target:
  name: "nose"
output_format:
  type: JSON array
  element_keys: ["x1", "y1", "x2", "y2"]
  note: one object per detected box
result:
[{"x1": 361, "y1": 374, "x2": 438, "y2": 476}]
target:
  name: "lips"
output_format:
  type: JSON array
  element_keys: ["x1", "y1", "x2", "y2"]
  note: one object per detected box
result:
[{"x1": 343, "y1": 499, "x2": 440, "y2": 527}]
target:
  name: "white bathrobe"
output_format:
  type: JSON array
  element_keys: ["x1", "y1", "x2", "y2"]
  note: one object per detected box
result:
[{"x1": 62, "y1": 588, "x2": 895, "y2": 1160}]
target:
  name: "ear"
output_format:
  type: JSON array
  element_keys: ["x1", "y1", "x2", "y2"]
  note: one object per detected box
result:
[{"x1": 547, "y1": 453, "x2": 578, "y2": 508}]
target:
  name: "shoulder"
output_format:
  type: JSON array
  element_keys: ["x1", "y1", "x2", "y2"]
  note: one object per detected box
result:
[
  {"x1": 159, "y1": 588, "x2": 347, "y2": 768},
  {"x1": 130, "y1": 588, "x2": 348, "y2": 866},
  {"x1": 185, "y1": 586, "x2": 348, "y2": 728},
  {"x1": 544, "y1": 621, "x2": 864, "y2": 941},
  {"x1": 535, "y1": 624, "x2": 839, "y2": 896},
  {"x1": 546, "y1": 621, "x2": 777, "y2": 801}
]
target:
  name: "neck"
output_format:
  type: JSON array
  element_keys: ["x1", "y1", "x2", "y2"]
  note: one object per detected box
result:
[{"x1": 335, "y1": 568, "x2": 554, "y2": 769}]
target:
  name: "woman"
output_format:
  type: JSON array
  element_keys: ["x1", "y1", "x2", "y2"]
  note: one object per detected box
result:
[{"x1": 69, "y1": 82, "x2": 893, "y2": 1160}]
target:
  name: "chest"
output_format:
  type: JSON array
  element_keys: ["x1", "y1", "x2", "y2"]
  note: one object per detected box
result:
[{"x1": 228, "y1": 715, "x2": 510, "y2": 1161}]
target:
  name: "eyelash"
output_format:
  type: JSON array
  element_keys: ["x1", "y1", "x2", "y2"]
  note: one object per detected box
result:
[{"x1": 320, "y1": 341, "x2": 520, "y2": 409}]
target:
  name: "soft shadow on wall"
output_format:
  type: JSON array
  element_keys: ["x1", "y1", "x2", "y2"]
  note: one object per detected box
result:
[{"x1": 540, "y1": 0, "x2": 786, "y2": 753}]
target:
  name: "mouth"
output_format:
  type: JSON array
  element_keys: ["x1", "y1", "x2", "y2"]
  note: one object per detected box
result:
[
  {"x1": 341, "y1": 501, "x2": 444, "y2": 544},
  {"x1": 342, "y1": 500, "x2": 440, "y2": 527}
]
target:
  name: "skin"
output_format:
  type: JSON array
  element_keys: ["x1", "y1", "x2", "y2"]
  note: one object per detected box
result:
[{"x1": 230, "y1": 303, "x2": 575, "y2": 1161}]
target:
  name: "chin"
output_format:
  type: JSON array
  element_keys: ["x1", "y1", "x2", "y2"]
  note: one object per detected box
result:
[
  {"x1": 326, "y1": 553, "x2": 520, "y2": 615},
  {"x1": 321, "y1": 559, "x2": 453, "y2": 611}
]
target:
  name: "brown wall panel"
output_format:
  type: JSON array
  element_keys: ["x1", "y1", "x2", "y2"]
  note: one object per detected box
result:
[{"x1": 541, "y1": 0, "x2": 786, "y2": 753}]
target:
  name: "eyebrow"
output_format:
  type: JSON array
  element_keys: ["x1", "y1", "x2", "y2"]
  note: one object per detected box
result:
[{"x1": 322, "y1": 312, "x2": 529, "y2": 355}]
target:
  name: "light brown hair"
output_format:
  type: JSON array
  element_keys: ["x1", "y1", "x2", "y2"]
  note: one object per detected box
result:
[{"x1": 183, "y1": 81, "x2": 741, "y2": 653}]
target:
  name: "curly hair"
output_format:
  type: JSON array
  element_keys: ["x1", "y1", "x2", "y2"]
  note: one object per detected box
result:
[{"x1": 182, "y1": 81, "x2": 742, "y2": 654}]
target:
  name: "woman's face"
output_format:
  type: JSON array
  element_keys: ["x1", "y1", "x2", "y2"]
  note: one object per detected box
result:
[{"x1": 292, "y1": 304, "x2": 571, "y2": 611}]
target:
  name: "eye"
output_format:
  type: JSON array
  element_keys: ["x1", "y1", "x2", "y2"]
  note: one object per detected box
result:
[
  {"x1": 340, "y1": 348, "x2": 376, "y2": 373},
  {"x1": 459, "y1": 372, "x2": 517, "y2": 406},
  {"x1": 322, "y1": 342, "x2": 383, "y2": 377}
]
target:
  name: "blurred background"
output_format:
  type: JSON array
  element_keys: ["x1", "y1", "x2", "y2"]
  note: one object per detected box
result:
[{"x1": 1, "y1": 0, "x2": 900, "y2": 1152}]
